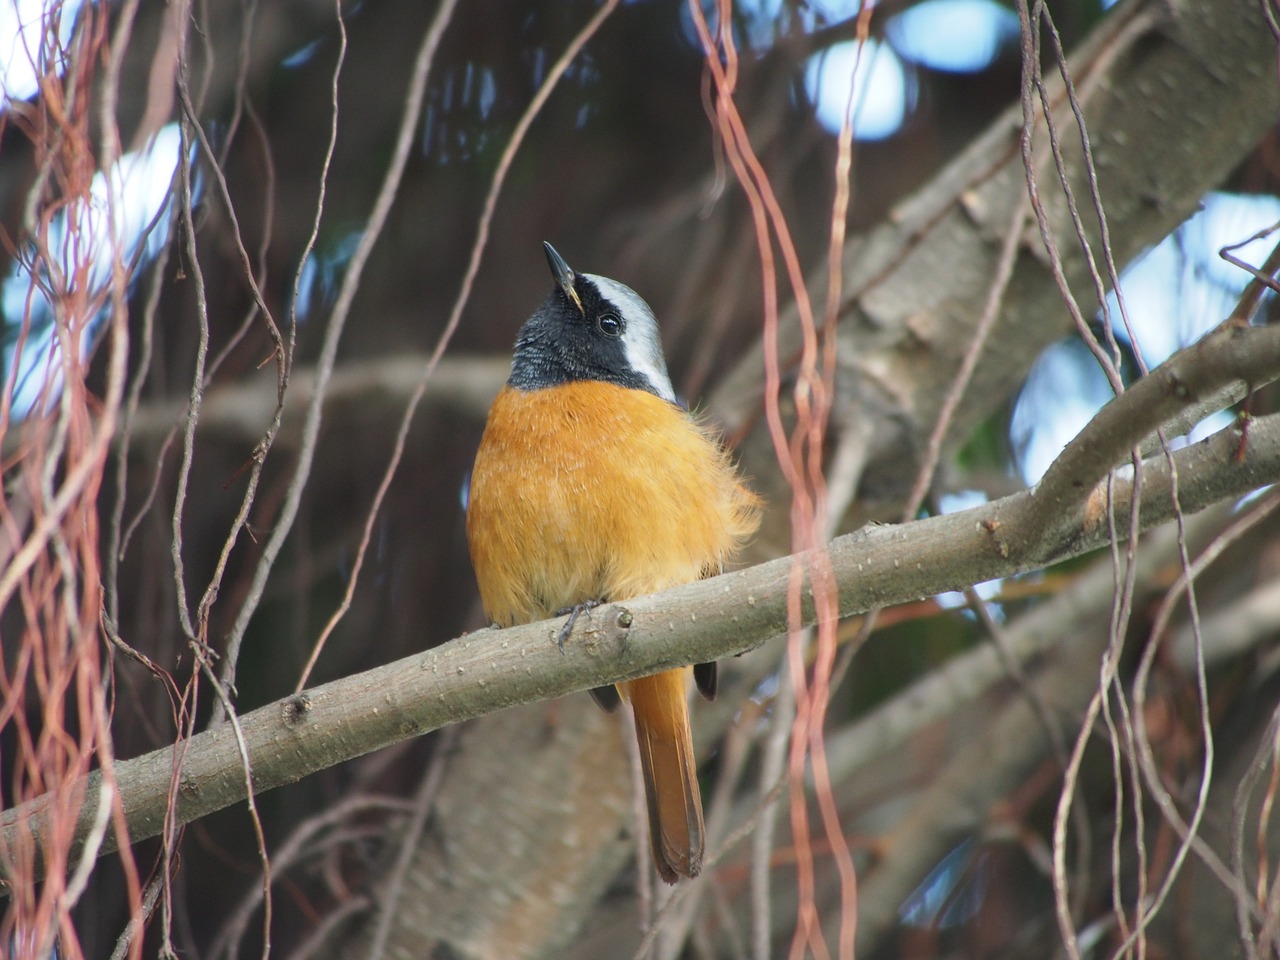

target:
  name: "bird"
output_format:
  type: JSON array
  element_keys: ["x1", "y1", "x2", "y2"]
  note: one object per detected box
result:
[{"x1": 465, "y1": 243, "x2": 761, "y2": 883}]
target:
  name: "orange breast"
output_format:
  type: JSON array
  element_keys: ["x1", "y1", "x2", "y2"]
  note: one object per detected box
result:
[{"x1": 466, "y1": 382, "x2": 760, "y2": 626}]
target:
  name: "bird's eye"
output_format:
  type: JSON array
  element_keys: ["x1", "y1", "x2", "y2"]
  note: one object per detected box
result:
[{"x1": 597, "y1": 312, "x2": 623, "y2": 337}]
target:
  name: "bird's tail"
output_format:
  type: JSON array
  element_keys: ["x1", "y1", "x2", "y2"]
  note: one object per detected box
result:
[{"x1": 624, "y1": 669, "x2": 704, "y2": 883}]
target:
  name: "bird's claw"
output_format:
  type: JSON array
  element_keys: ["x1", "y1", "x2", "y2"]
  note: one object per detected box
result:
[{"x1": 555, "y1": 599, "x2": 602, "y2": 654}]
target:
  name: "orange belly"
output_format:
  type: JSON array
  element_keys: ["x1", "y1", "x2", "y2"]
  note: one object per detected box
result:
[
  {"x1": 466, "y1": 379, "x2": 760, "y2": 882},
  {"x1": 466, "y1": 381, "x2": 759, "y2": 626}
]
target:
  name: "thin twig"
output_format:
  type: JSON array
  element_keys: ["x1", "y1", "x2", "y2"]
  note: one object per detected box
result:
[{"x1": 1231, "y1": 704, "x2": 1280, "y2": 959}]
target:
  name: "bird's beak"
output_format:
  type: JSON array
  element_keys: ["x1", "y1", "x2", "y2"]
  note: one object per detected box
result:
[{"x1": 543, "y1": 241, "x2": 584, "y2": 314}]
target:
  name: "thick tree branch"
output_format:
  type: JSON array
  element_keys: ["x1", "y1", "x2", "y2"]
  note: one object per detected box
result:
[
  {"x1": 122, "y1": 355, "x2": 507, "y2": 447},
  {"x1": 1011, "y1": 321, "x2": 1280, "y2": 552},
  {"x1": 0, "y1": 356, "x2": 507, "y2": 462},
  {"x1": 5, "y1": 320, "x2": 1278, "y2": 878}
]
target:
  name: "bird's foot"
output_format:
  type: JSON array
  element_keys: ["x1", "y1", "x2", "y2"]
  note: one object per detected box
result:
[{"x1": 555, "y1": 599, "x2": 603, "y2": 653}]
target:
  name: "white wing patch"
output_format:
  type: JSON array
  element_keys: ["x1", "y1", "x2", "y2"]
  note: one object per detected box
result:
[{"x1": 586, "y1": 273, "x2": 677, "y2": 404}]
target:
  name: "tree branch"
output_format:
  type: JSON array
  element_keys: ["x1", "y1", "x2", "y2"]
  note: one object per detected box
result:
[
  {"x1": 1011, "y1": 321, "x2": 1280, "y2": 553},
  {"x1": 3, "y1": 354, "x2": 507, "y2": 457},
  {"x1": 5, "y1": 319, "x2": 1278, "y2": 879}
]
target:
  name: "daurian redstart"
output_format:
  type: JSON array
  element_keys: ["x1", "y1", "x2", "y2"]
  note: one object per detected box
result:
[{"x1": 466, "y1": 243, "x2": 760, "y2": 883}]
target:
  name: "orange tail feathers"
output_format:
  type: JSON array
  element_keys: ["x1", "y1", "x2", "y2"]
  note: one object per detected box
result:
[{"x1": 624, "y1": 669, "x2": 704, "y2": 884}]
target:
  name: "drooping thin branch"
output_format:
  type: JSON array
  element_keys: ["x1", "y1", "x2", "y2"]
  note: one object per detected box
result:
[
  {"x1": 688, "y1": 2, "x2": 860, "y2": 954},
  {"x1": 1232, "y1": 704, "x2": 1280, "y2": 956},
  {"x1": 169, "y1": 66, "x2": 212, "y2": 643}
]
